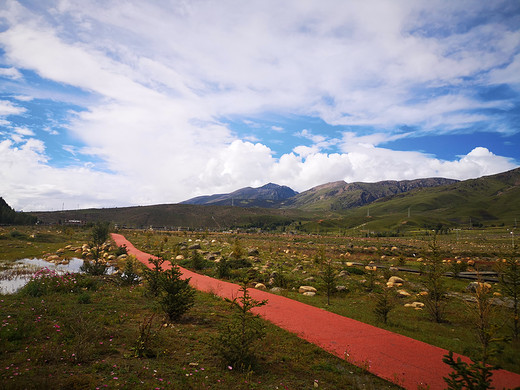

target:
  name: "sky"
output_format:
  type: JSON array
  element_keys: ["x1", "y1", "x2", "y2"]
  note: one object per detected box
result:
[{"x1": 0, "y1": 0, "x2": 519, "y2": 211}]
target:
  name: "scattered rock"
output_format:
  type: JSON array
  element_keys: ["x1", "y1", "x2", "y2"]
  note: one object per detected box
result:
[
  {"x1": 254, "y1": 283, "x2": 267, "y2": 290},
  {"x1": 248, "y1": 249, "x2": 259, "y2": 256},
  {"x1": 304, "y1": 276, "x2": 316, "y2": 282},
  {"x1": 303, "y1": 292, "x2": 316, "y2": 297},
  {"x1": 335, "y1": 285, "x2": 347, "y2": 292},
  {"x1": 270, "y1": 287, "x2": 283, "y2": 293},
  {"x1": 404, "y1": 302, "x2": 425, "y2": 309},
  {"x1": 397, "y1": 289, "x2": 411, "y2": 297},
  {"x1": 466, "y1": 282, "x2": 492, "y2": 293},
  {"x1": 299, "y1": 286, "x2": 317, "y2": 294},
  {"x1": 388, "y1": 276, "x2": 404, "y2": 284},
  {"x1": 175, "y1": 255, "x2": 185, "y2": 261},
  {"x1": 188, "y1": 244, "x2": 201, "y2": 250}
]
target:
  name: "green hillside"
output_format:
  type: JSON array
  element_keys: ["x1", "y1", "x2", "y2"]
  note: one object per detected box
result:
[
  {"x1": 281, "y1": 178, "x2": 458, "y2": 211},
  {"x1": 31, "y1": 203, "x2": 314, "y2": 231},
  {"x1": 298, "y1": 168, "x2": 520, "y2": 233}
]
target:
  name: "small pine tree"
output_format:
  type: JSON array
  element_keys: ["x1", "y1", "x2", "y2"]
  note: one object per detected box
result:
[
  {"x1": 215, "y1": 281, "x2": 267, "y2": 370},
  {"x1": 159, "y1": 261, "x2": 195, "y2": 322},
  {"x1": 443, "y1": 351, "x2": 496, "y2": 390},
  {"x1": 443, "y1": 279, "x2": 500, "y2": 389},
  {"x1": 191, "y1": 250, "x2": 205, "y2": 270},
  {"x1": 320, "y1": 257, "x2": 337, "y2": 305},
  {"x1": 230, "y1": 238, "x2": 245, "y2": 259},
  {"x1": 421, "y1": 234, "x2": 448, "y2": 323},
  {"x1": 216, "y1": 257, "x2": 231, "y2": 279},
  {"x1": 496, "y1": 246, "x2": 520, "y2": 339},
  {"x1": 374, "y1": 287, "x2": 396, "y2": 324},
  {"x1": 81, "y1": 221, "x2": 110, "y2": 275},
  {"x1": 143, "y1": 257, "x2": 165, "y2": 297},
  {"x1": 120, "y1": 256, "x2": 140, "y2": 285}
]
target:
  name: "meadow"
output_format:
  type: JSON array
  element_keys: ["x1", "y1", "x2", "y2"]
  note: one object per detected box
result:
[
  {"x1": 0, "y1": 226, "x2": 397, "y2": 389},
  {"x1": 0, "y1": 225, "x2": 518, "y2": 389}
]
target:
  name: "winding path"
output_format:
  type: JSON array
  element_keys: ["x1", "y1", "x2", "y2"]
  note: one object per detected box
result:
[{"x1": 111, "y1": 233, "x2": 520, "y2": 390}]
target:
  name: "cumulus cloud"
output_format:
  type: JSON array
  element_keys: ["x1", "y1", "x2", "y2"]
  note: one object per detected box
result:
[{"x1": 0, "y1": 0, "x2": 518, "y2": 210}]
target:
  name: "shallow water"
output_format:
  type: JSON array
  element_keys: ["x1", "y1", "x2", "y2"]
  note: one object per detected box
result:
[{"x1": 0, "y1": 258, "x2": 114, "y2": 294}]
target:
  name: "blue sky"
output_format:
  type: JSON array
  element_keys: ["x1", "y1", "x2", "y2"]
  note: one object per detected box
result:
[{"x1": 0, "y1": 0, "x2": 519, "y2": 211}]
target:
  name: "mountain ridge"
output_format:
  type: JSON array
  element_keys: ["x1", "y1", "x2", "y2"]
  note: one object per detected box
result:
[
  {"x1": 180, "y1": 183, "x2": 298, "y2": 207},
  {"x1": 181, "y1": 177, "x2": 459, "y2": 211}
]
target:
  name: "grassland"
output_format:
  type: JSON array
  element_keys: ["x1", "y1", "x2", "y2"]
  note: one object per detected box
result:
[
  {"x1": 0, "y1": 226, "x2": 398, "y2": 389},
  {"x1": 123, "y1": 227, "x2": 520, "y2": 374}
]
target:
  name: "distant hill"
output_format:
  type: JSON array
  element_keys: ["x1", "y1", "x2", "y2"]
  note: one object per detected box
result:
[
  {"x1": 31, "y1": 203, "x2": 312, "y2": 230},
  {"x1": 181, "y1": 179, "x2": 457, "y2": 211},
  {"x1": 0, "y1": 197, "x2": 37, "y2": 225},
  {"x1": 181, "y1": 183, "x2": 298, "y2": 207},
  {"x1": 299, "y1": 167, "x2": 520, "y2": 233},
  {"x1": 281, "y1": 178, "x2": 459, "y2": 211}
]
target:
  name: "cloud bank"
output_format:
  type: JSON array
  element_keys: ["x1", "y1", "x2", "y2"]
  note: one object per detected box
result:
[{"x1": 0, "y1": 0, "x2": 518, "y2": 210}]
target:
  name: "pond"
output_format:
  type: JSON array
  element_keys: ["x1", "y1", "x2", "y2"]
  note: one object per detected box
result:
[{"x1": 0, "y1": 258, "x2": 115, "y2": 294}]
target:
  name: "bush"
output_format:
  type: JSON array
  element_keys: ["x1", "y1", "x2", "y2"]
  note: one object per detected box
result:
[
  {"x1": 216, "y1": 257, "x2": 231, "y2": 279},
  {"x1": 227, "y1": 258, "x2": 252, "y2": 269},
  {"x1": 345, "y1": 266, "x2": 365, "y2": 275},
  {"x1": 120, "y1": 256, "x2": 140, "y2": 285},
  {"x1": 80, "y1": 260, "x2": 107, "y2": 276},
  {"x1": 9, "y1": 230, "x2": 27, "y2": 239},
  {"x1": 21, "y1": 268, "x2": 80, "y2": 297},
  {"x1": 190, "y1": 250, "x2": 206, "y2": 270},
  {"x1": 77, "y1": 292, "x2": 92, "y2": 304},
  {"x1": 115, "y1": 245, "x2": 128, "y2": 256}
]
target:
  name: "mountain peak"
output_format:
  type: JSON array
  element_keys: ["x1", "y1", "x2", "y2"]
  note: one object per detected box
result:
[{"x1": 181, "y1": 183, "x2": 298, "y2": 207}]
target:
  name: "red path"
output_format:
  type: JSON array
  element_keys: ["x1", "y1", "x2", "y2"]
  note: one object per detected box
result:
[{"x1": 112, "y1": 233, "x2": 520, "y2": 390}]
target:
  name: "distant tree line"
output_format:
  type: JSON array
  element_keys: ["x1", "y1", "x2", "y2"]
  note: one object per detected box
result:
[{"x1": 0, "y1": 197, "x2": 37, "y2": 225}]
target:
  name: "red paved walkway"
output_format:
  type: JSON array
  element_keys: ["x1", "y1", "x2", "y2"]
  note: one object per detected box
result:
[{"x1": 112, "y1": 233, "x2": 520, "y2": 390}]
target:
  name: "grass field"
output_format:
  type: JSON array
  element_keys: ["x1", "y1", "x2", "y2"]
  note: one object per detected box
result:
[
  {"x1": 1, "y1": 226, "x2": 398, "y2": 389},
  {"x1": 123, "y1": 227, "x2": 520, "y2": 373}
]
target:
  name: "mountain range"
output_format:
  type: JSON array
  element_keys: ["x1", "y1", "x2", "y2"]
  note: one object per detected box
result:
[
  {"x1": 182, "y1": 178, "x2": 459, "y2": 211},
  {"x1": 18, "y1": 167, "x2": 520, "y2": 231}
]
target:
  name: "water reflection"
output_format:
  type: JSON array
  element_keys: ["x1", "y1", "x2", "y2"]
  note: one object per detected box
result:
[{"x1": 0, "y1": 258, "x2": 114, "y2": 294}]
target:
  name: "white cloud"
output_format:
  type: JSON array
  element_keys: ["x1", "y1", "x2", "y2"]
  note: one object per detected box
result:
[
  {"x1": 14, "y1": 126, "x2": 34, "y2": 136},
  {"x1": 0, "y1": 0, "x2": 518, "y2": 210},
  {"x1": 0, "y1": 100, "x2": 25, "y2": 116},
  {"x1": 13, "y1": 95, "x2": 33, "y2": 102},
  {"x1": 0, "y1": 66, "x2": 22, "y2": 80}
]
